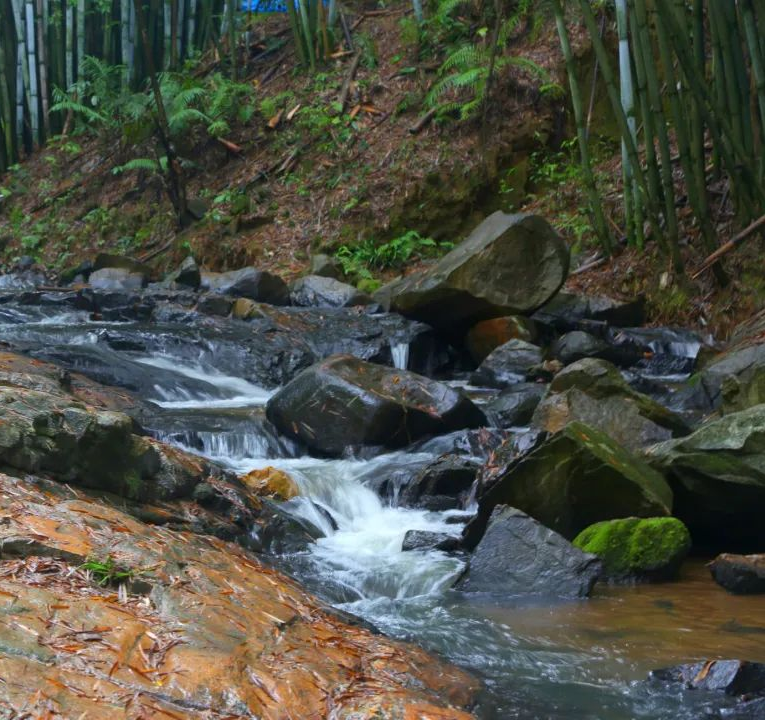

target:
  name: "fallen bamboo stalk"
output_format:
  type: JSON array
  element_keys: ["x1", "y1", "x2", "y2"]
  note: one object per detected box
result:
[
  {"x1": 338, "y1": 51, "x2": 362, "y2": 113},
  {"x1": 408, "y1": 107, "x2": 437, "y2": 134},
  {"x1": 691, "y1": 213, "x2": 765, "y2": 278}
]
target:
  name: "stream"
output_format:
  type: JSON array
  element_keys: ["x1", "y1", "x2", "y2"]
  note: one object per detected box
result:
[{"x1": 2, "y1": 302, "x2": 764, "y2": 719}]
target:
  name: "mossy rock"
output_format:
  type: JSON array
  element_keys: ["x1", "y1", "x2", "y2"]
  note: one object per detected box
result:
[{"x1": 573, "y1": 517, "x2": 691, "y2": 582}]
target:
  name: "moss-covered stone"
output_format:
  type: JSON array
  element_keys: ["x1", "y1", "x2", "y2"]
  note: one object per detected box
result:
[{"x1": 573, "y1": 517, "x2": 691, "y2": 582}]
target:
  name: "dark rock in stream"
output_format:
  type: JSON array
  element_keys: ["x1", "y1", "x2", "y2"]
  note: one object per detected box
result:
[
  {"x1": 164, "y1": 255, "x2": 201, "y2": 290},
  {"x1": 484, "y1": 382, "x2": 546, "y2": 427},
  {"x1": 552, "y1": 330, "x2": 611, "y2": 365},
  {"x1": 649, "y1": 660, "x2": 765, "y2": 696},
  {"x1": 470, "y1": 339, "x2": 545, "y2": 388},
  {"x1": 400, "y1": 455, "x2": 480, "y2": 510},
  {"x1": 402, "y1": 530, "x2": 460, "y2": 552},
  {"x1": 710, "y1": 554, "x2": 765, "y2": 595},
  {"x1": 201, "y1": 267, "x2": 290, "y2": 305},
  {"x1": 266, "y1": 355, "x2": 486, "y2": 456},
  {"x1": 0, "y1": 269, "x2": 49, "y2": 291},
  {"x1": 290, "y1": 275, "x2": 373, "y2": 308},
  {"x1": 455, "y1": 506, "x2": 602, "y2": 598},
  {"x1": 376, "y1": 212, "x2": 569, "y2": 331},
  {"x1": 532, "y1": 291, "x2": 646, "y2": 332}
]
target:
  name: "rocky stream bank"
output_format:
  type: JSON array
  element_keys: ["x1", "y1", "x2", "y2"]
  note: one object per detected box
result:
[{"x1": 1, "y1": 212, "x2": 765, "y2": 719}]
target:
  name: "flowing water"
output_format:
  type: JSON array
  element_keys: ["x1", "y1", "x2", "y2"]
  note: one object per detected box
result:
[{"x1": 2, "y1": 308, "x2": 764, "y2": 719}]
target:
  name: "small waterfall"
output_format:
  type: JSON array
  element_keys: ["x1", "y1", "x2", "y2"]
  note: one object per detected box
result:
[
  {"x1": 153, "y1": 429, "x2": 301, "y2": 461},
  {"x1": 391, "y1": 342, "x2": 410, "y2": 370}
]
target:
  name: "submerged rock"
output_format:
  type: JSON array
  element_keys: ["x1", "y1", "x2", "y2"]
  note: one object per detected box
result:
[
  {"x1": 266, "y1": 355, "x2": 486, "y2": 456},
  {"x1": 646, "y1": 404, "x2": 765, "y2": 548},
  {"x1": 710, "y1": 554, "x2": 765, "y2": 595},
  {"x1": 471, "y1": 339, "x2": 544, "y2": 388},
  {"x1": 573, "y1": 517, "x2": 691, "y2": 582},
  {"x1": 290, "y1": 274, "x2": 372, "y2": 308},
  {"x1": 376, "y1": 212, "x2": 569, "y2": 330},
  {"x1": 464, "y1": 422, "x2": 673, "y2": 546},
  {"x1": 456, "y1": 506, "x2": 601, "y2": 598},
  {"x1": 465, "y1": 315, "x2": 537, "y2": 363},
  {"x1": 201, "y1": 267, "x2": 290, "y2": 305}
]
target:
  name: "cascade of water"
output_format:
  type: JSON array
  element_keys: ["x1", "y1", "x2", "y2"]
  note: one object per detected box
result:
[{"x1": 390, "y1": 342, "x2": 410, "y2": 370}]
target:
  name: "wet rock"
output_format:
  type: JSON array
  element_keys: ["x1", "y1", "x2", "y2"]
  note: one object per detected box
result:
[
  {"x1": 93, "y1": 252, "x2": 153, "y2": 279},
  {"x1": 290, "y1": 274, "x2": 372, "y2": 308},
  {"x1": 649, "y1": 660, "x2": 765, "y2": 696},
  {"x1": 89, "y1": 267, "x2": 146, "y2": 292},
  {"x1": 484, "y1": 383, "x2": 546, "y2": 427},
  {"x1": 698, "y1": 342, "x2": 765, "y2": 413},
  {"x1": 464, "y1": 422, "x2": 673, "y2": 546},
  {"x1": 201, "y1": 267, "x2": 289, "y2": 305},
  {"x1": 646, "y1": 405, "x2": 765, "y2": 549},
  {"x1": 0, "y1": 472, "x2": 479, "y2": 718},
  {"x1": 710, "y1": 554, "x2": 765, "y2": 595},
  {"x1": 456, "y1": 506, "x2": 602, "y2": 597},
  {"x1": 266, "y1": 355, "x2": 486, "y2": 456},
  {"x1": 400, "y1": 455, "x2": 479, "y2": 510},
  {"x1": 606, "y1": 326, "x2": 705, "y2": 376},
  {"x1": 241, "y1": 466, "x2": 300, "y2": 500},
  {"x1": 553, "y1": 330, "x2": 611, "y2": 365},
  {"x1": 412, "y1": 427, "x2": 516, "y2": 460},
  {"x1": 532, "y1": 291, "x2": 646, "y2": 332},
  {"x1": 547, "y1": 358, "x2": 690, "y2": 436},
  {"x1": 0, "y1": 269, "x2": 49, "y2": 291},
  {"x1": 165, "y1": 255, "x2": 201, "y2": 289},
  {"x1": 532, "y1": 389, "x2": 674, "y2": 452},
  {"x1": 402, "y1": 530, "x2": 460, "y2": 552},
  {"x1": 471, "y1": 339, "x2": 545, "y2": 388},
  {"x1": 573, "y1": 517, "x2": 691, "y2": 582},
  {"x1": 721, "y1": 697, "x2": 765, "y2": 719},
  {"x1": 465, "y1": 315, "x2": 537, "y2": 363},
  {"x1": 59, "y1": 260, "x2": 94, "y2": 284},
  {"x1": 376, "y1": 212, "x2": 569, "y2": 330},
  {"x1": 309, "y1": 253, "x2": 342, "y2": 279}
]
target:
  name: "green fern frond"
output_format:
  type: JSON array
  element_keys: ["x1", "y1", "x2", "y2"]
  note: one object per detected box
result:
[
  {"x1": 168, "y1": 108, "x2": 212, "y2": 134},
  {"x1": 440, "y1": 45, "x2": 487, "y2": 74},
  {"x1": 112, "y1": 157, "x2": 162, "y2": 174},
  {"x1": 207, "y1": 119, "x2": 230, "y2": 137}
]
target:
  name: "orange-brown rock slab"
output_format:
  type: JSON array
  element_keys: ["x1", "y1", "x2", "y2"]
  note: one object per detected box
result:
[
  {"x1": 0, "y1": 472, "x2": 480, "y2": 719},
  {"x1": 242, "y1": 466, "x2": 300, "y2": 500},
  {"x1": 466, "y1": 316, "x2": 537, "y2": 363}
]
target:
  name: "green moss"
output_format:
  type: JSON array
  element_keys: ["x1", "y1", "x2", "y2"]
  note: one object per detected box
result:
[
  {"x1": 573, "y1": 517, "x2": 691, "y2": 581},
  {"x1": 123, "y1": 470, "x2": 144, "y2": 500}
]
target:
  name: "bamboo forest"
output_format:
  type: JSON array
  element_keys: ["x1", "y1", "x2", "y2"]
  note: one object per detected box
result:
[{"x1": 0, "y1": 0, "x2": 764, "y2": 718}]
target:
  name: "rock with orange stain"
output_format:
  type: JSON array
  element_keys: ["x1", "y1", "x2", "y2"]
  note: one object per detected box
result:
[
  {"x1": 466, "y1": 315, "x2": 537, "y2": 363},
  {"x1": 0, "y1": 471, "x2": 480, "y2": 719},
  {"x1": 242, "y1": 466, "x2": 300, "y2": 500}
]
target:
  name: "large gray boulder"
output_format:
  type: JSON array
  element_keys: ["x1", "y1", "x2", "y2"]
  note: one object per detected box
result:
[
  {"x1": 375, "y1": 212, "x2": 569, "y2": 329},
  {"x1": 266, "y1": 355, "x2": 486, "y2": 456},
  {"x1": 470, "y1": 339, "x2": 544, "y2": 388},
  {"x1": 646, "y1": 404, "x2": 765, "y2": 548},
  {"x1": 89, "y1": 267, "x2": 146, "y2": 291},
  {"x1": 697, "y1": 343, "x2": 765, "y2": 414},
  {"x1": 201, "y1": 267, "x2": 289, "y2": 305},
  {"x1": 455, "y1": 506, "x2": 602, "y2": 598},
  {"x1": 485, "y1": 383, "x2": 547, "y2": 427},
  {"x1": 464, "y1": 422, "x2": 673, "y2": 546},
  {"x1": 290, "y1": 275, "x2": 372, "y2": 308}
]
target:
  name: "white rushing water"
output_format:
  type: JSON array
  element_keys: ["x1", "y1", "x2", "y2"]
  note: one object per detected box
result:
[
  {"x1": 390, "y1": 341, "x2": 410, "y2": 370},
  {"x1": 136, "y1": 356, "x2": 274, "y2": 408}
]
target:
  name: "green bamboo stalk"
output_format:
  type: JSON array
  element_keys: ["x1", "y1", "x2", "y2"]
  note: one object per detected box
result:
[
  {"x1": 227, "y1": 0, "x2": 237, "y2": 79},
  {"x1": 0, "y1": 15, "x2": 16, "y2": 165},
  {"x1": 178, "y1": 0, "x2": 185, "y2": 60},
  {"x1": 286, "y1": 0, "x2": 307, "y2": 67},
  {"x1": 720, "y1": 0, "x2": 752, "y2": 156},
  {"x1": 740, "y1": 0, "x2": 765, "y2": 163},
  {"x1": 632, "y1": 0, "x2": 681, "y2": 267},
  {"x1": 551, "y1": 0, "x2": 612, "y2": 254},
  {"x1": 76, "y1": 0, "x2": 84, "y2": 76},
  {"x1": 614, "y1": 0, "x2": 638, "y2": 246},
  {"x1": 657, "y1": 0, "x2": 765, "y2": 208},
  {"x1": 298, "y1": 0, "x2": 315, "y2": 71},
  {"x1": 576, "y1": 0, "x2": 665, "y2": 244}
]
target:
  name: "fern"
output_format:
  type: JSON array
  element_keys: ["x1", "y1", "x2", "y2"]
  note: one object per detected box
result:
[{"x1": 112, "y1": 157, "x2": 165, "y2": 175}]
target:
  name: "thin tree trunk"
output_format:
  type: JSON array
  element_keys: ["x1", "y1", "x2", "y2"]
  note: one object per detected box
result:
[
  {"x1": 76, "y1": 0, "x2": 85, "y2": 77},
  {"x1": 121, "y1": 0, "x2": 130, "y2": 83}
]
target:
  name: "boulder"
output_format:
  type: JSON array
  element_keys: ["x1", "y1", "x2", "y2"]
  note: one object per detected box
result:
[
  {"x1": 455, "y1": 506, "x2": 602, "y2": 598},
  {"x1": 165, "y1": 255, "x2": 201, "y2": 289},
  {"x1": 552, "y1": 330, "x2": 611, "y2": 365},
  {"x1": 375, "y1": 212, "x2": 569, "y2": 330},
  {"x1": 88, "y1": 267, "x2": 146, "y2": 291},
  {"x1": 572, "y1": 517, "x2": 691, "y2": 581},
  {"x1": 0, "y1": 270, "x2": 49, "y2": 291},
  {"x1": 93, "y1": 252, "x2": 153, "y2": 280},
  {"x1": 698, "y1": 342, "x2": 765, "y2": 413},
  {"x1": 290, "y1": 275, "x2": 372, "y2": 308},
  {"x1": 532, "y1": 389, "x2": 674, "y2": 452},
  {"x1": 400, "y1": 455, "x2": 479, "y2": 510},
  {"x1": 646, "y1": 404, "x2": 765, "y2": 548},
  {"x1": 471, "y1": 339, "x2": 544, "y2": 388},
  {"x1": 241, "y1": 466, "x2": 300, "y2": 501},
  {"x1": 464, "y1": 422, "x2": 673, "y2": 546},
  {"x1": 465, "y1": 316, "x2": 537, "y2": 363},
  {"x1": 402, "y1": 530, "x2": 460, "y2": 552},
  {"x1": 201, "y1": 267, "x2": 290, "y2": 305},
  {"x1": 485, "y1": 383, "x2": 546, "y2": 427},
  {"x1": 532, "y1": 291, "x2": 646, "y2": 331},
  {"x1": 710, "y1": 554, "x2": 765, "y2": 595},
  {"x1": 266, "y1": 355, "x2": 486, "y2": 456},
  {"x1": 547, "y1": 358, "x2": 690, "y2": 436},
  {"x1": 309, "y1": 253, "x2": 342, "y2": 279},
  {"x1": 649, "y1": 660, "x2": 765, "y2": 696}
]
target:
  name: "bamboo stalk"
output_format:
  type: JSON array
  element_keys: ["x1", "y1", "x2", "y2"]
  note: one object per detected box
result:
[
  {"x1": 24, "y1": 0, "x2": 39, "y2": 145},
  {"x1": 297, "y1": 0, "x2": 315, "y2": 71},
  {"x1": 227, "y1": 0, "x2": 236, "y2": 78},
  {"x1": 552, "y1": 0, "x2": 612, "y2": 254},
  {"x1": 36, "y1": 0, "x2": 49, "y2": 138},
  {"x1": 76, "y1": 0, "x2": 85, "y2": 77},
  {"x1": 0, "y1": 15, "x2": 16, "y2": 165},
  {"x1": 740, "y1": 0, "x2": 765, "y2": 159},
  {"x1": 121, "y1": 0, "x2": 130, "y2": 83}
]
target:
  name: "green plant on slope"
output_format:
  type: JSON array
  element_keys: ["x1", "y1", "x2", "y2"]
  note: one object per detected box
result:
[{"x1": 80, "y1": 555, "x2": 135, "y2": 587}]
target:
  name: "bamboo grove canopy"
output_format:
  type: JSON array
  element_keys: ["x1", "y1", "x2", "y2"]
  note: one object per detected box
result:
[{"x1": 554, "y1": 0, "x2": 765, "y2": 272}]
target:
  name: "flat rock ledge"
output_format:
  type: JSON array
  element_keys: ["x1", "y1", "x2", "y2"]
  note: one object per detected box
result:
[{"x1": 0, "y1": 472, "x2": 478, "y2": 719}]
